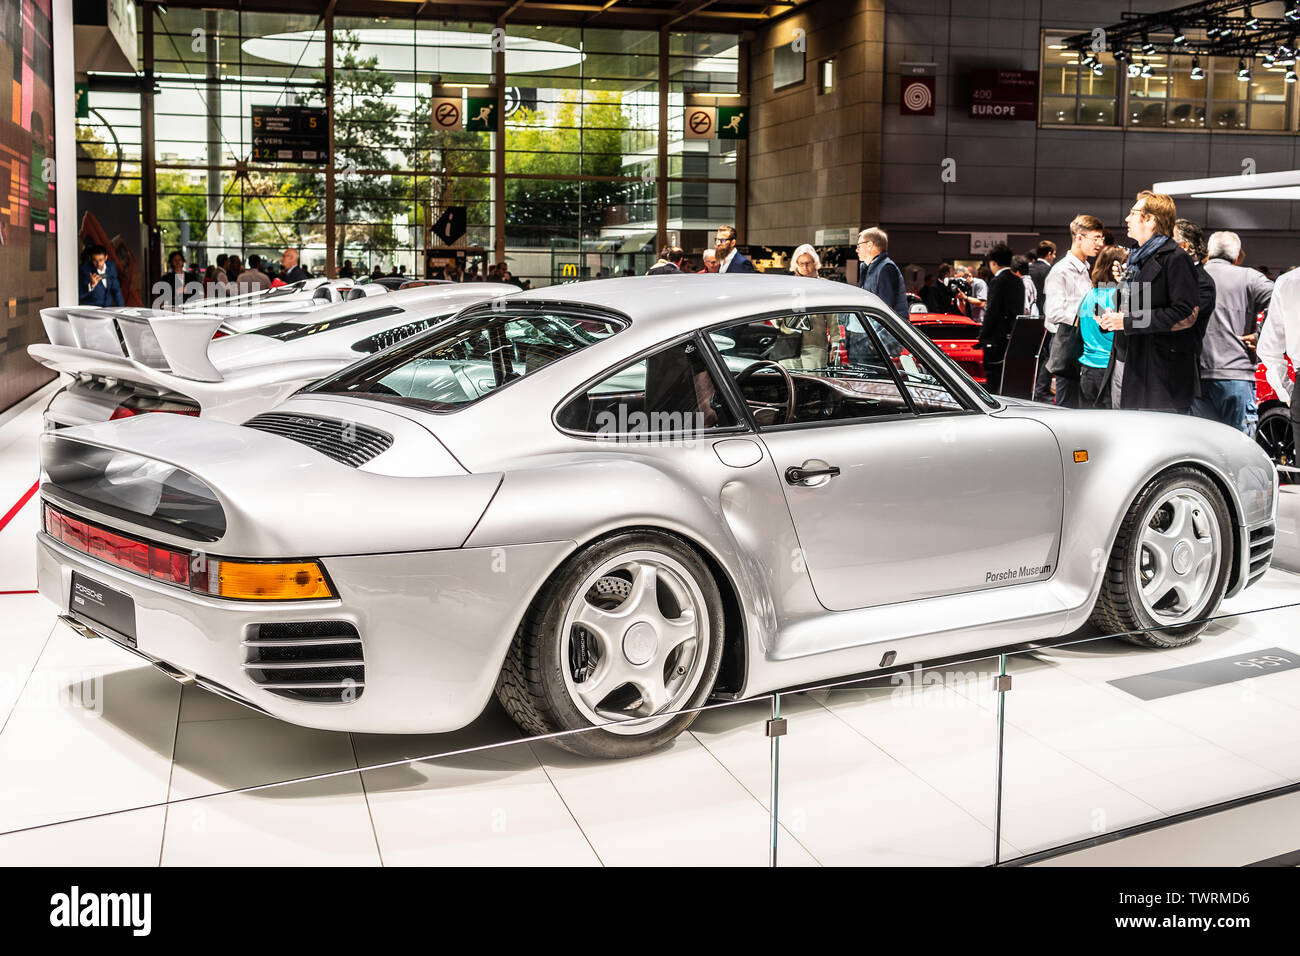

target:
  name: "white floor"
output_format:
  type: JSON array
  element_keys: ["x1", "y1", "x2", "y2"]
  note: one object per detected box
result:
[{"x1": 3, "y1": 381, "x2": 1300, "y2": 866}]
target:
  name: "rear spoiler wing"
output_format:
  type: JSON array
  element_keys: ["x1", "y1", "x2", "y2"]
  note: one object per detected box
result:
[{"x1": 36, "y1": 307, "x2": 224, "y2": 382}]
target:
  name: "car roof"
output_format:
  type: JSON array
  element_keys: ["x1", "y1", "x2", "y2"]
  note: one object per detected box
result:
[{"x1": 501, "y1": 274, "x2": 890, "y2": 347}]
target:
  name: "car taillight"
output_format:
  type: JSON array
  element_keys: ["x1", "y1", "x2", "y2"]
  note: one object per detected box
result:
[
  {"x1": 43, "y1": 502, "x2": 334, "y2": 600},
  {"x1": 45, "y1": 503, "x2": 190, "y2": 586},
  {"x1": 212, "y1": 329, "x2": 230, "y2": 339},
  {"x1": 109, "y1": 395, "x2": 201, "y2": 420}
]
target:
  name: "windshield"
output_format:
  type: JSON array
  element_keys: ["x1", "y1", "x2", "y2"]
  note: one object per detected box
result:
[{"x1": 310, "y1": 307, "x2": 625, "y2": 410}]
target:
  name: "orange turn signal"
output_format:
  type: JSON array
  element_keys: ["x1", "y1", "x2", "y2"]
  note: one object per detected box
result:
[
  {"x1": 1073, "y1": 450, "x2": 1089, "y2": 463},
  {"x1": 215, "y1": 561, "x2": 334, "y2": 600}
]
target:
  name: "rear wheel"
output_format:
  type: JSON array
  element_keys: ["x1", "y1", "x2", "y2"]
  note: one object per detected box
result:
[
  {"x1": 1091, "y1": 467, "x2": 1232, "y2": 648},
  {"x1": 496, "y1": 531, "x2": 725, "y2": 758}
]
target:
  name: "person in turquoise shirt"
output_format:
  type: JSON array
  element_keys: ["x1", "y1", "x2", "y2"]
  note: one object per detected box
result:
[{"x1": 1077, "y1": 245, "x2": 1129, "y2": 408}]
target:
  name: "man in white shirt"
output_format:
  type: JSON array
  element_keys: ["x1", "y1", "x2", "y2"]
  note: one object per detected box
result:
[
  {"x1": 1040, "y1": 214, "x2": 1106, "y2": 407},
  {"x1": 1258, "y1": 267, "x2": 1300, "y2": 465}
]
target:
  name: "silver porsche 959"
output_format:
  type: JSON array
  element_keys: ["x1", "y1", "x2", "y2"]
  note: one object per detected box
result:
[{"x1": 36, "y1": 275, "x2": 1277, "y2": 757}]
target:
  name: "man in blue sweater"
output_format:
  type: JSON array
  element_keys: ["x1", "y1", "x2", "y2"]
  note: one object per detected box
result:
[
  {"x1": 856, "y1": 227, "x2": 908, "y2": 318},
  {"x1": 78, "y1": 244, "x2": 124, "y2": 307}
]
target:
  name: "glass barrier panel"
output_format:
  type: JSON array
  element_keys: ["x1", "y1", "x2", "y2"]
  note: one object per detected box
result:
[
  {"x1": 999, "y1": 593, "x2": 1300, "y2": 861},
  {"x1": 772, "y1": 655, "x2": 1007, "y2": 866}
]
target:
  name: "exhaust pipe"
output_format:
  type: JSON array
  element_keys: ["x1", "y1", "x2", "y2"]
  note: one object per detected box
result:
[
  {"x1": 59, "y1": 614, "x2": 196, "y2": 686},
  {"x1": 152, "y1": 660, "x2": 197, "y2": 686},
  {"x1": 58, "y1": 614, "x2": 101, "y2": 640}
]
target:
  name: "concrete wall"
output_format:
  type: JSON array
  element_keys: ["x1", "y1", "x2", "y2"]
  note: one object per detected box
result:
[{"x1": 750, "y1": 0, "x2": 1300, "y2": 272}]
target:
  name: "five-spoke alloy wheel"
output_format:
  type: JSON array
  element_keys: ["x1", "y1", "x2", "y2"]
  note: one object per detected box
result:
[
  {"x1": 496, "y1": 531, "x2": 725, "y2": 758},
  {"x1": 1092, "y1": 467, "x2": 1233, "y2": 648}
]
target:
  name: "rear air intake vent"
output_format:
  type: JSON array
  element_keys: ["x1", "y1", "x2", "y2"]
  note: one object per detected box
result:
[
  {"x1": 244, "y1": 413, "x2": 392, "y2": 468},
  {"x1": 242, "y1": 621, "x2": 364, "y2": 703},
  {"x1": 1247, "y1": 522, "x2": 1275, "y2": 586}
]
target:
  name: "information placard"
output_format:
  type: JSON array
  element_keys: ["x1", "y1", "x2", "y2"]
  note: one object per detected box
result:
[{"x1": 251, "y1": 105, "x2": 329, "y2": 163}]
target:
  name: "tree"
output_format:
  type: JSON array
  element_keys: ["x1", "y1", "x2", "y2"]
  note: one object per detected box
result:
[
  {"x1": 291, "y1": 33, "x2": 408, "y2": 265},
  {"x1": 503, "y1": 91, "x2": 631, "y2": 247}
]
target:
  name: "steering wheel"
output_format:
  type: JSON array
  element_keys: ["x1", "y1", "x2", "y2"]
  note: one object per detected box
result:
[{"x1": 735, "y1": 360, "x2": 796, "y2": 426}]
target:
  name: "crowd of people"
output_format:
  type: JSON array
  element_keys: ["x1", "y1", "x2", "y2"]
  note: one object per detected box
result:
[
  {"x1": 782, "y1": 193, "x2": 1295, "y2": 453},
  {"x1": 952, "y1": 192, "x2": 1291, "y2": 445}
]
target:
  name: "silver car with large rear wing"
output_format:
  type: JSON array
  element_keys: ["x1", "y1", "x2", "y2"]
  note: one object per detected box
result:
[{"x1": 35, "y1": 275, "x2": 1278, "y2": 758}]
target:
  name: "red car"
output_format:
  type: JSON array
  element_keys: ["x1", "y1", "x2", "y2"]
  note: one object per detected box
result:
[
  {"x1": 1256, "y1": 355, "x2": 1295, "y2": 477},
  {"x1": 907, "y1": 311, "x2": 987, "y2": 385}
]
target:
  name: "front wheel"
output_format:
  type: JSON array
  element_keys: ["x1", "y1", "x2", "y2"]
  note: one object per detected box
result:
[
  {"x1": 496, "y1": 531, "x2": 725, "y2": 758},
  {"x1": 1091, "y1": 467, "x2": 1233, "y2": 648},
  {"x1": 1256, "y1": 404, "x2": 1295, "y2": 483}
]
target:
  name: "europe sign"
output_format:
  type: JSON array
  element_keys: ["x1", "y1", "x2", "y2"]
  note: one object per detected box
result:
[{"x1": 969, "y1": 69, "x2": 1037, "y2": 120}]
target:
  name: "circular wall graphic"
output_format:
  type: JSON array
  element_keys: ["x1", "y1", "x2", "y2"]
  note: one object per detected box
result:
[{"x1": 903, "y1": 81, "x2": 933, "y2": 112}]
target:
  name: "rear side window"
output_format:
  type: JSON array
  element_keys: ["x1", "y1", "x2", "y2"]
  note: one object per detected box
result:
[{"x1": 557, "y1": 338, "x2": 738, "y2": 436}]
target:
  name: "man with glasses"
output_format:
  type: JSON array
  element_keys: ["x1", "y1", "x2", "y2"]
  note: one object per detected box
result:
[
  {"x1": 713, "y1": 225, "x2": 756, "y2": 274},
  {"x1": 855, "y1": 227, "x2": 908, "y2": 318},
  {"x1": 1098, "y1": 191, "x2": 1201, "y2": 412}
]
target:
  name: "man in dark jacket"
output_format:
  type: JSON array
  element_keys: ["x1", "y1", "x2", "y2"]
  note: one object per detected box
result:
[
  {"x1": 1098, "y1": 191, "x2": 1202, "y2": 412},
  {"x1": 977, "y1": 244, "x2": 1024, "y2": 393},
  {"x1": 647, "y1": 246, "x2": 685, "y2": 275},
  {"x1": 281, "y1": 248, "x2": 310, "y2": 283},
  {"x1": 714, "y1": 225, "x2": 757, "y2": 273},
  {"x1": 856, "y1": 226, "x2": 908, "y2": 318},
  {"x1": 922, "y1": 263, "x2": 959, "y2": 314},
  {"x1": 78, "y1": 244, "x2": 124, "y2": 306}
]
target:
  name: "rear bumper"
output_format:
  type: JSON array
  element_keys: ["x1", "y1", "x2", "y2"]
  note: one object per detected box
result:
[{"x1": 37, "y1": 533, "x2": 574, "y2": 733}]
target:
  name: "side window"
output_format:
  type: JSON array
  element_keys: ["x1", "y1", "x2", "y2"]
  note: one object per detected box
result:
[
  {"x1": 866, "y1": 315, "x2": 967, "y2": 413},
  {"x1": 556, "y1": 338, "x2": 739, "y2": 437},
  {"x1": 711, "y1": 314, "x2": 911, "y2": 425}
]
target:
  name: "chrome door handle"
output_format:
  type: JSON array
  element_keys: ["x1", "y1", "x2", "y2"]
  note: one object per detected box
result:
[{"x1": 785, "y1": 464, "x2": 840, "y2": 484}]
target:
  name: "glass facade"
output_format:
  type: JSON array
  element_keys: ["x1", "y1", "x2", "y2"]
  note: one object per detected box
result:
[
  {"x1": 76, "y1": 10, "x2": 741, "y2": 287},
  {"x1": 1040, "y1": 30, "x2": 1295, "y2": 132}
]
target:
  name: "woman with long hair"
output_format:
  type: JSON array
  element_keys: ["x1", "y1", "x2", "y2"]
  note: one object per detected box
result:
[{"x1": 1078, "y1": 245, "x2": 1129, "y2": 408}]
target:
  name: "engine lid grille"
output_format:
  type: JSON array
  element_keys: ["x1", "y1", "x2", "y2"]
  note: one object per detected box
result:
[{"x1": 244, "y1": 413, "x2": 393, "y2": 468}]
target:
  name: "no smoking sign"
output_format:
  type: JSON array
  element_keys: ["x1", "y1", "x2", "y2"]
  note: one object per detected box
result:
[
  {"x1": 684, "y1": 106, "x2": 716, "y2": 140},
  {"x1": 431, "y1": 97, "x2": 463, "y2": 131}
]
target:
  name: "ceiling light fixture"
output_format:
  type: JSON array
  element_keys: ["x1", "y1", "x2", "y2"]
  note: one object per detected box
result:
[{"x1": 1190, "y1": 57, "x2": 1205, "y2": 80}]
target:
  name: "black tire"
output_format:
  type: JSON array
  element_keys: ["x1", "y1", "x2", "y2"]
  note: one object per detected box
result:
[
  {"x1": 495, "y1": 530, "x2": 726, "y2": 759},
  {"x1": 1090, "y1": 467, "x2": 1233, "y2": 648},
  {"x1": 1256, "y1": 404, "x2": 1295, "y2": 484}
]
